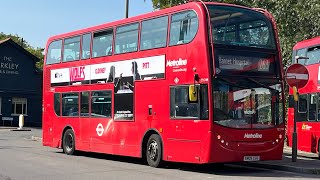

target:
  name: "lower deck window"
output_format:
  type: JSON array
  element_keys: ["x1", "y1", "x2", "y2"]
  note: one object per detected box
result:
[
  {"x1": 91, "y1": 91, "x2": 112, "y2": 117},
  {"x1": 62, "y1": 93, "x2": 79, "y2": 117}
]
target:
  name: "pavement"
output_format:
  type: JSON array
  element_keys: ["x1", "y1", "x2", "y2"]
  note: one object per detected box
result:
[
  {"x1": 1, "y1": 126, "x2": 320, "y2": 175},
  {"x1": 243, "y1": 146, "x2": 320, "y2": 175}
]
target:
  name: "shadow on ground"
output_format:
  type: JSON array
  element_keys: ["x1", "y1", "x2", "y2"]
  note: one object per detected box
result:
[{"x1": 55, "y1": 150, "x2": 317, "y2": 178}]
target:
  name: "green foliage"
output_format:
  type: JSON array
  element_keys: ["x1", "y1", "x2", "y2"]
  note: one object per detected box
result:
[
  {"x1": 148, "y1": 0, "x2": 320, "y2": 67},
  {"x1": 0, "y1": 32, "x2": 44, "y2": 69}
]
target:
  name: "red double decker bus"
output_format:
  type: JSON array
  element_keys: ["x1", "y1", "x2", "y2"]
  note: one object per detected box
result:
[
  {"x1": 43, "y1": 2, "x2": 285, "y2": 167},
  {"x1": 287, "y1": 36, "x2": 320, "y2": 159}
]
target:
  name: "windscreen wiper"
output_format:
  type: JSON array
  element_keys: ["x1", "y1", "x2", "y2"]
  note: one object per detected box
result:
[
  {"x1": 216, "y1": 76, "x2": 247, "y2": 89},
  {"x1": 246, "y1": 77, "x2": 279, "y2": 92}
]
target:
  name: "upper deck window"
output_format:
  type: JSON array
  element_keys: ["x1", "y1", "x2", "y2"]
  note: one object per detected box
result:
[
  {"x1": 82, "y1": 33, "x2": 91, "y2": 59},
  {"x1": 46, "y1": 40, "x2": 62, "y2": 65},
  {"x1": 306, "y1": 46, "x2": 320, "y2": 64},
  {"x1": 63, "y1": 36, "x2": 81, "y2": 62},
  {"x1": 140, "y1": 16, "x2": 168, "y2": 50},
  {"x1": 115, "y1": 23, "x2": 139, "y2": 54},
  {"x1": 293, "y1": 46, "x2": 320, "y2": 65},
  {"x1": 169, "y1": 10, "x2": 198, "y2": 46},
  {"x1": 92, "y1": 29, "x2": 113, "y2": 57},
  {"x1": 208, "y1": 5, "x2": 276, "y2": 49}
]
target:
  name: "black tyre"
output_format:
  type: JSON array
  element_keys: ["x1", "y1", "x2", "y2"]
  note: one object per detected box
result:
[
  {"x1": 62, "y1": 129, "x2": 76, "y2": 155},
  {"x1": 146, "y1": 134, "x2": 162, "y2": 167}
]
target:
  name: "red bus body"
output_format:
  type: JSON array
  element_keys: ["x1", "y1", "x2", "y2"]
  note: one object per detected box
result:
[
  {"x1": 43, "y1": 2, "x2": 285, "y2": 166},
  {"x1": 287, "y1": 36, "x2": 320, "y2": 157}
]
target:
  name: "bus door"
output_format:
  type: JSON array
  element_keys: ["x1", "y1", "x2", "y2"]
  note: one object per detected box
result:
[
  {"x1": 89, "y1": 90, "x2": 113, "y2": 153},
  {"x1": 168, "y1": 85, "x2": 208, "y2": 162},
  {"x1": 43, "y1": 92, "x2": 56, "y2": 146},
  {"x1": 112, "y1": 87, "x2": 137, "y2": 156},
  {"x1": 79, "y1": 92, "x2": 90, "y2": 149},
  {"x1": 298, "y1": 93, "x2": 318, "y2": 152}
]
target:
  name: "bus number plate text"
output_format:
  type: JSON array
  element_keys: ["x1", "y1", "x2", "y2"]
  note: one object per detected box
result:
[{"x1": 243, "y1": 156, "x2": 260, "y2": 161}]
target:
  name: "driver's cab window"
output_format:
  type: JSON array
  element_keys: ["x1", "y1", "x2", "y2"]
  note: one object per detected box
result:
[{"x1": 170, "y1": 86, "x2": 199, "y2": 119}]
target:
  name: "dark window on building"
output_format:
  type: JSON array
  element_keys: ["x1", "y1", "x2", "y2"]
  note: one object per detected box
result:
[
  {"x1": 91, "y1": 91, "x2": 112, "y2": 117},
  {"x1": 46, "y1": 40, "x2": 62, "y2": 65},
  {"x1": 0, "y1": 97, "x2": 2, "y2": 115},
  {"x1": 63, "y1": 36, "x2": 81, "y2": 62},
  {"x1": 11, "y1": 98, "x2": 27, "y2": 115},
  {"x1": 82, "y1": 33, "x2": 91, "y2": 59},
  {"x1": 54, "y1": 93, "x2": 61, "y2": 116},
  {"x1": 92, "y1": 29, "x2": 113, "y2": 57},
  {"x1": 140, "y1": 16, "x2": 168, "y2": 50},
  {"x1": 62, "y1": 93, "x2": 79, "y2": 117},
  {"x1": 80, "y1": 92, "x2": 89, "y2": 117},
  {"x1": 170, "y1": 86, "x2": 199, "y2": 119},
  {"x1": 169, "y1": 11, "x2": 198, "y2": 46},
  {"x1": 115, "y1": 23, "x2": 139, "y2": 54}
]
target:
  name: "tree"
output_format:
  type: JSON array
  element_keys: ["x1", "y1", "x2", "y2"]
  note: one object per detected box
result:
[
  {"x1": 0, "y1": 32, "x2": 44, "y2": 69},
  {"x1": 147, "y1": 0, "x2": 320, "y2": 67}
]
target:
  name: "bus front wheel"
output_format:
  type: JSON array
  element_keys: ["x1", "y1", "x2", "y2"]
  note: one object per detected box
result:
[
  {"x1": 146, "y1": 134, "x2": 162, "y2": 167},
  {"x1": 62, "y1": 129, "x2": 76, "y2": 155}
]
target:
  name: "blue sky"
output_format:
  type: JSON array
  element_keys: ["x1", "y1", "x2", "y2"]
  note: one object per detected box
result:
[{"x1": 0, "y1": 0, "x2": 154, "y2": 48}]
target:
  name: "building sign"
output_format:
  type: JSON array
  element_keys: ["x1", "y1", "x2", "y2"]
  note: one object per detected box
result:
[
  {"x1": 2, "y1": 117, "x2": 13, "y2": 121},
  {"x1": 218, "y1": 55, "x2": 273, "y2": 73},
  {"x1": 0, "y1": 56, "x2": 20, "y2": 75}
]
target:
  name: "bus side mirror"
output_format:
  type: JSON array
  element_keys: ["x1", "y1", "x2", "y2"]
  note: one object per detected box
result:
[{"x1": 189, "y1": 85, "x2": 198, "y2": 102}]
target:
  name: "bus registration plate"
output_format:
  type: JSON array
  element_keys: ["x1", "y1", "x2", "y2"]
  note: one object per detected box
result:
[{"x1": 243, "y1": 156, "x2": 260, "y2": 161}]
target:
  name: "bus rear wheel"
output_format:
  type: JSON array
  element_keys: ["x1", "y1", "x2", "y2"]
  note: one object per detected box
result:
[
  {"x1": 146, "y1": 134, "x2": 162, "y2": 167},
  {"x1": 62, "y1": 129, "x2": 76, "y2": 155}
]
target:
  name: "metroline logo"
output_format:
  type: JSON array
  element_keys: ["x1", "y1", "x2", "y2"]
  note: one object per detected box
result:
[
  {"x1": 166, "y1": 58, "x2": 187, "y2": 67},
  {"x1": 244, "y1": 133, "x2": 262, "y2": 139}
]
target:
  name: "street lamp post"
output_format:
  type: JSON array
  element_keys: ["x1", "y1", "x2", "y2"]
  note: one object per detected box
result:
[
  {"x1": 125, "y1": 0, "x2": 129, "y2": 18},
  {"x1": 291, "y1": 56, "x2": 309, "y2": 162}
]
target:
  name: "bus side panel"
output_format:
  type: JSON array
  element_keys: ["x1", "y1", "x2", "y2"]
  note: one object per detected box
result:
[
  {"x1": 134, "y1": 80, "x2": 169, "y2": 158},
  {"x1": 296, "y1": 122, "x2": 320, "y2": 153},
  {"x1": 111, "y1": 121, "x2": 140, "y2": 157},
  {"x1": 286, "y1": 107, "x2": 294, "y2": 147},
  {"x1": 42, "y1": 92, "x2": 53, "y2": 147}
]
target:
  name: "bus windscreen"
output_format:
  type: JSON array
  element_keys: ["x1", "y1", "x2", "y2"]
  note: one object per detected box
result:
[{"x1": 213, "y1": 77, "x2": 283, "y2": 129}]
